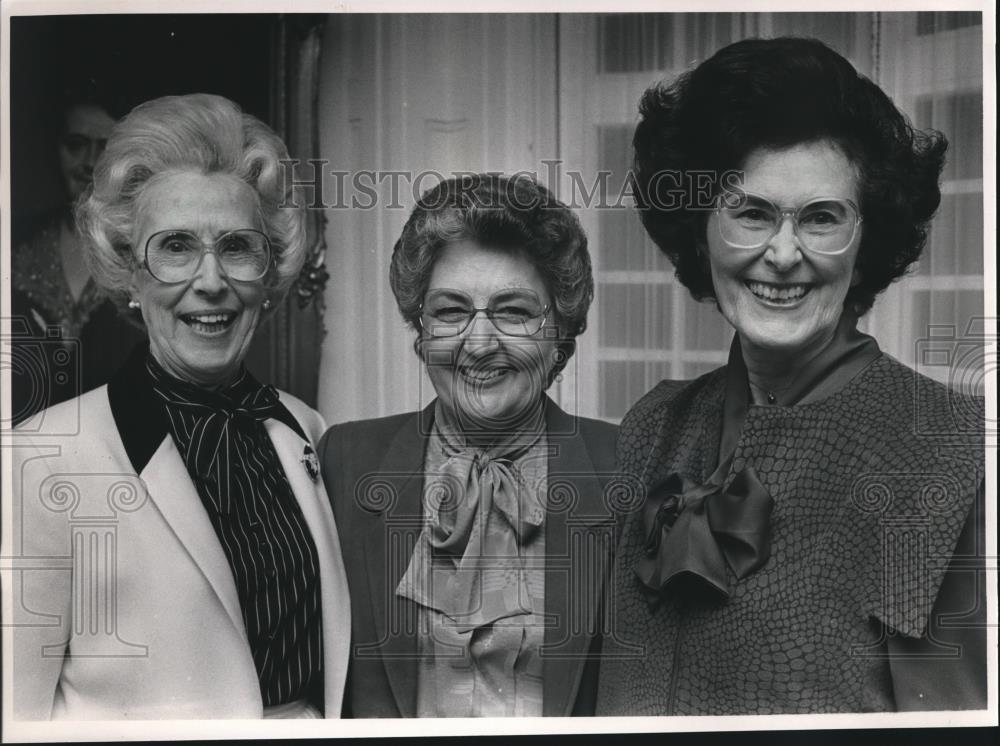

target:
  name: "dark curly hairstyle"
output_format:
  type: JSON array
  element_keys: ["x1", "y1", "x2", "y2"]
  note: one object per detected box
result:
[
  {"x1": 389, "y1": 173, "x2": 593, "y2": 383},
  {"x1": 632, "y1": 36, "x2": 948, "y2": 314}
]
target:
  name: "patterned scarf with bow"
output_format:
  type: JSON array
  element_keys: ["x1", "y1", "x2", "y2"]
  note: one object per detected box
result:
[
  {"x1": 147, "y1": 358, "x2": 284, "y2": 515},
  {"x1": 635, "y1": 311, "x2": 880, "y2": 601},
  {"x1": 397, "y1": 402, "x2": 547, "y2": 630}
]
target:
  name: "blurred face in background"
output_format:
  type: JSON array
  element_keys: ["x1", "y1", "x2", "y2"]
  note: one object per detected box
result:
[{"x1": 58, "y1": 104, "x2": 115, "y2": 201}]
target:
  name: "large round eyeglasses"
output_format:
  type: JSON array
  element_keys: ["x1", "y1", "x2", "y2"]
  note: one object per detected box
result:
[
  {"x1": 419, "y1": 288, "x2": 551, "y2": 338},
  {"x1": 715, "y1": 191, "x2": 862, "y2": 255},
  {"x1": 144, "y1": 229, "x2": 272, "y2": 284}
]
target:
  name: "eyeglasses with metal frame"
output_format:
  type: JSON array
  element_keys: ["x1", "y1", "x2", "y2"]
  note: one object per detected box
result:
[{"x1": 419, "y1": 288, "x2": 551, "y2": 338}]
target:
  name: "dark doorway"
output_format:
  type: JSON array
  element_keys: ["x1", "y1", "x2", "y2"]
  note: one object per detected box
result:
[
  {"x1": 10, "y1": 14, "x2": 323, "y2": 421},
  {"x1": 10, "y1": 14, "x2": 277, "y2": 229},
  {"x1": 7, "y1": 14, "x2": 326, "y2": 416}
]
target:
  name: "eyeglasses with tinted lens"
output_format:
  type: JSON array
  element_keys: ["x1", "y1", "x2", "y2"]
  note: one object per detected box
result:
[
  {"x1": 144, "y1": 229, "x2": 272, "y2": 284},
  {"x1": 419, "y1": 288, "x2": 551, "y2": 338},
  {"x1": 715, "y1": 191, "x2": 862, "y2": 255}
]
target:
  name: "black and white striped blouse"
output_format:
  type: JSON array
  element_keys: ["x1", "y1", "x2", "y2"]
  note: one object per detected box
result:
[{"x1": 147, "y1": 357, "x2": 323, "y2": 709}]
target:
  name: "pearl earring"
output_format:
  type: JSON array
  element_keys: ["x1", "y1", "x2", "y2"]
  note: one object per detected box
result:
[
  {"x1": 262, "y1": 299, "x2": 272, "y2": 311},
  {"x1": 128, "y1": 300, "x2": 140, "y2": 310}
]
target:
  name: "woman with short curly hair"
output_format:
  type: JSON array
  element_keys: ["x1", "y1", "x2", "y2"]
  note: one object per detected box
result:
[
  {"x1": 11, "y1": 93, "x2": 350, "y2": 720},
  {"x1": 320, "y1": 173, "x2": 617, "y2": 717},
  {"x1": 389, "y1": 174, "x2": 593, "y2": 384},
  {"x1": 597, "y1": 37, "x2": 985, "y2": 714}
]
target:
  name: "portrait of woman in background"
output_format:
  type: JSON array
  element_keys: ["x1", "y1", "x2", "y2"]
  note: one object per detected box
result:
[
  {"x1": 10, "y1": 82, "x2": 145, "y2": 423},
  {"x1": 10, "y1": 93, "x2": 349, "y2": 719},
  {"x1": 597, "y1": 37, "x2": 986, "y2": 714},
  {"x1": 320, "y1": 174, "x2": 617, "y2": 717}
]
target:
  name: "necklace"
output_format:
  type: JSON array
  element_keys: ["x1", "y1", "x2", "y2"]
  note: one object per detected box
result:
[{"x1": 747, "y1": 378, "x2": 792, "y2": 405}]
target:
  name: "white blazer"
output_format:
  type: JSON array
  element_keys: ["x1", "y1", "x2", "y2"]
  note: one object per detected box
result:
[{"x1": 6, "y1": 362, "x2": 350, "y2": 720}]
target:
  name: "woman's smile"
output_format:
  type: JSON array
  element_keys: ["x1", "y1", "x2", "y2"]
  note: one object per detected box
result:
[
  {"x1": 706, "y1": 141, "x2": 862, "y2": 362},
  {"x1": 457, "y1": 360, "x2": 517, "y2": 386},
  {"x1": 131, "y1": 171, "x2": 268, "y2": 387},
  {"x1": 178, "y1": 310, "x2": 240, "y2": 335},
  {"x1": 422, "y1": 241, "x2": 557, "y2": 430},
  {"x1": 743, "y1": 280, "x2": 814, "y2": 306}
]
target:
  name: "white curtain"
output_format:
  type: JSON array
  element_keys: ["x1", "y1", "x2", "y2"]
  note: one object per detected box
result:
[
  {"x1": 316, "y1": 14, "x2": 558, "y2": 424},
  {"x1": 869, "y1": 12, "x2": 986, "y2": 395}
]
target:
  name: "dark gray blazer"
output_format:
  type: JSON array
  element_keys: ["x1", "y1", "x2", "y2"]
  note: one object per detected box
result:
[{"x1": 319, "y1": 397, "x2": 618, "y2": 717}]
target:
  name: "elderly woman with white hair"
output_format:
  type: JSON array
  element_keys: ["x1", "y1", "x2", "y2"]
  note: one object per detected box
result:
[{"x1": 8, "y1": 93, "x2": 350, "y2": 720}]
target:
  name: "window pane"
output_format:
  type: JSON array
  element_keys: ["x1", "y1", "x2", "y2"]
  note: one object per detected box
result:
[
  {"x1": 598, "y1": 282, "x2": 671, "y2": 348},
  {"x1": 598, "y1": 13, "x2": 673, "y2": 73},
  {"x1": 910, "y1": 288, "x2": 984, "y2": 334},
  {"x1": 915, "y1": 92, "x2": 983, "y2": 180},
  {"x1": 684, "y1": 360, "x2": 725, "y2": 379},
  {"x1": 917, "y1": 192, "x2": 984, "y2": 275},
  {"x1": 596, "y1": 125, "x2": 668, "y2": 271},
  {"x1": 770, "y1": 13, "x2": 865, "y2": 61},
  {"x1": 684, "y1": 300, "x2": 733, "y2": 351},
  {"x1": 598, "y1": 13, "x2": 877, "y2": 74},
  {"x1": 597, "y1": 13, "x2": 738, "y2": 74},
  {"x1": 679, "y1": 13, "x2": 735, "y2": 62},
  {"x1": 597, "y1": 125, "x2": 631, "y2": 189},
  {"x1": 599, "y1": 360, "x2": 672, "y2": 420},
  {"x1": 599, "y1": 209, "x2": 664, "y2": 271},
  {"x1": 909, "y1": 288, "x2": 985, "y2": 391},
  {"x1": 600, "y1": 362, "x2": 641, "y2": 420},
  {"x1": 916, "y1": 12, "x2": 982, "y2": 35}
]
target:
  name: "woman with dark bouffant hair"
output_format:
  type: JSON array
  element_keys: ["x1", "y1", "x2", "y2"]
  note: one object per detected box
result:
[
  {"x1": 319, "y1": 173, "x2": 617, "y2": 717},
  {"x1": 597, "y1": 37, "x2": 985, "y2": 714}
]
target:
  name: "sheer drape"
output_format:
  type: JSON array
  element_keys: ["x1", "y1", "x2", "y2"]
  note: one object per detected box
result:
[
  {"x1": 244, "y1": 15, "x2": 329, "y2": 406},
  {"x1": 871, "y1": 13, "x2": 985, "y2": 394},
  {"x1": 316, "y1": 15, "x2": 558, "y2": 424}
]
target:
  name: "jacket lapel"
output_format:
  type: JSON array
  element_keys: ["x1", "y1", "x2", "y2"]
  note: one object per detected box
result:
[
  {"x1": 266, "y1": 418, "x2": 352, "y2": 717},
  {"x1": 355, "y1": 400, "x2": 611, "y2": 716},
  {"x1": 542, "y1": 399, "x2": 614, "y2": 716},
  {"x1": 140, "y1": 438, "x2": 247, "y2": 637},
  {"x1": 109, "y1": 347, "x2": 263, "y2": 645},
  {"x1": 361, "y1": 404, "x2": 432, "y2": 717}
]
